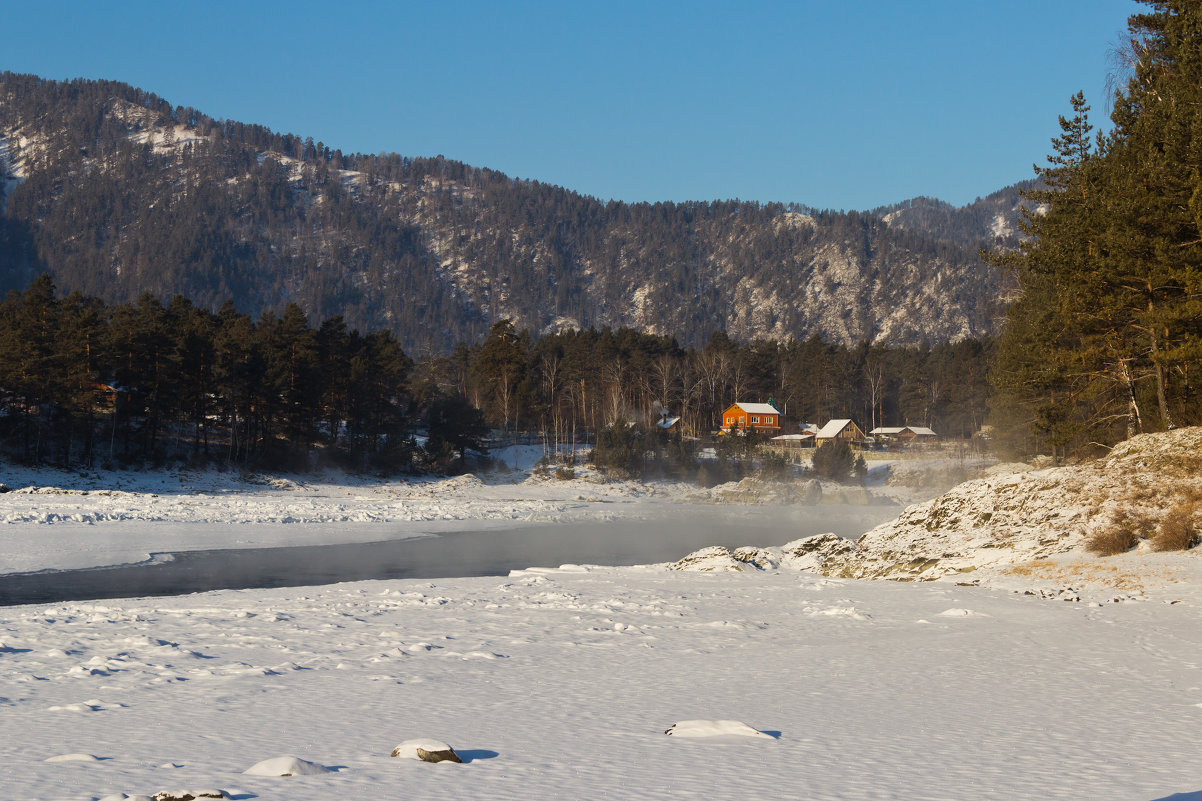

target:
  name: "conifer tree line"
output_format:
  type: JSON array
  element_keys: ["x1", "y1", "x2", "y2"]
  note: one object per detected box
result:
[
  {"x1": 0, "y1": 276, "x2": 992, "y2": 471},
  {"x1": 989, "y1": 1, "x2": 1202, "y2": 458},
  {"x1": 0, "y1": 276, "x2": 432, "y2": 469}
]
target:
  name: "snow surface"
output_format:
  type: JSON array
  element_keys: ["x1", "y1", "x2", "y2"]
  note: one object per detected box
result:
[
  {"x1": 3, "y1": 562, "x2": 1202, "y2": 800},
  {"x1": 3, "y1": 451, "x2": 1202, "y2": 799}
]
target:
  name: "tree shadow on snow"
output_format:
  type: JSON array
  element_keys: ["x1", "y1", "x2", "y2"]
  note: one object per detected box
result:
[{"x1": 1150, "y1": 793, "x2": 1202, "y2": 801}]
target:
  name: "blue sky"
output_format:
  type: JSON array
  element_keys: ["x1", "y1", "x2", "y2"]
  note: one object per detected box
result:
[{"x1": 7, "y1": 0, "x2": 1138, "y2": 210}]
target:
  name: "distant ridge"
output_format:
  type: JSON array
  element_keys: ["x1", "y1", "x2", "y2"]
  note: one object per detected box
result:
[{"x1": 0, "y1": 72, "x2": 1025, "y2": 351}]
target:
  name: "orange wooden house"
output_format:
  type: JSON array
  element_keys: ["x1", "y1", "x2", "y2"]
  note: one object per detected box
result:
[{"x1": 720, "y1": 402, "x2": 782, "y2": 434}]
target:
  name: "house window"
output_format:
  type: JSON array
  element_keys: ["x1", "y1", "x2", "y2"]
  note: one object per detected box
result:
[{"x1": 751, "y1": 416, "x2": 759, "y2": 423}]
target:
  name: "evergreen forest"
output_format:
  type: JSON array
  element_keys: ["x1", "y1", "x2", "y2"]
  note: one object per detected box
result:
[
  {"x1": 0, "y1": 275, "x2": 990, "y2": 474},
  {"x1": 989, "y1": 0, "x2": 1202, "y2": 457}
]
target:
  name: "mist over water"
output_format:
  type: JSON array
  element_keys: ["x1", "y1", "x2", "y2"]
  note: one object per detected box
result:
[{"x1": 0, "y1": 504, "x2": 898, "y2": 606}]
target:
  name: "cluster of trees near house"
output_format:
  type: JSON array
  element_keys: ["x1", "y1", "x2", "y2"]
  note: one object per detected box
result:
[
  {"x1": 0, "y1": 273, "x2": 993, "y2": 472},
  {"x1": 446, "y1": 321, "x2": 990, "y2": 448},
  {"x1": 989, "y1": 1, "x2": 1202, "y2": 458}
]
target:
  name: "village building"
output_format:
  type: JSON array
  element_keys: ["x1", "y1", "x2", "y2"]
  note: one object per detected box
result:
[
  {"x1": 814, "y1": 418, "x2": 868, "y2": 448},
  {"x1": 770, "y1": 423, "x2": 819, "y2": 449},
  {"x1": 869, "y1": 426, "x2": 906, "y2": 445},
  {"x1": 902, "y1": 425, "x2": 938, "y2": 446},
  {"x1": 870, "y1": 425, "x2": 939, "y2": 447},
  {"x1": 720, "y1": 402, "x2": 782, "y2": 434}
]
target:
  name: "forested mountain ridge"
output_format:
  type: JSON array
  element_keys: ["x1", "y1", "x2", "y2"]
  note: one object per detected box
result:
[
  {"x1": 870, "y1": 183, "x2": 1036, "y2": 248},
  {"x1": 0, "y1": 73, "x2": 1023, "y2": 352}
]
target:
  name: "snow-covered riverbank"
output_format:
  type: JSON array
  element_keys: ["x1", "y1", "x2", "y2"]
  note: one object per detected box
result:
[
  {"x1": 3, "y1": 564, "x2": 1202, "y2": 801},
  {"x1": 3, "y1": 441, "x2": 1202, "y2": 800}
]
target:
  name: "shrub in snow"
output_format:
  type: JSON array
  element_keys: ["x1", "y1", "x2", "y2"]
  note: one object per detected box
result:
[
  {"x1": 242, "y1": 756, "x2": 332, "y2": 776},
  {"x1": 664, "y1": 720, "x2": 772, "y2": 738},
  {"x1": 391, "y1": 738, "x2": 463, "y2": 763},
  {"x1": 670, "y1": 546, "x2": 745, "y2": 572},
  {"x1": 1151, "y1": 498, "x2": 1200, "y2": 551},
  {"x1": 1086, "y1": 509, "x2": 1152, "y2": 556}
]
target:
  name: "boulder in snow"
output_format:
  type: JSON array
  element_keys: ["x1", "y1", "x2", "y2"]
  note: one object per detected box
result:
[
  {"x1": 242, "y1": 756, "x2": 333, "y2": 776},
  {"x1": 781, "y1": 533, "x2": 856, "y2": 574},
  {"x1": 391, "y1": 738, "x2": 463, "y2": 763},
  {"x1": 151, "y1": 791, "x2": 228, "y2": 801}
]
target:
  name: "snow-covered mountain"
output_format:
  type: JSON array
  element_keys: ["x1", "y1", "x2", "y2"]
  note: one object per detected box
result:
[{"x1": 0, "y1": 73, "x2": 1025, "y2": 351}]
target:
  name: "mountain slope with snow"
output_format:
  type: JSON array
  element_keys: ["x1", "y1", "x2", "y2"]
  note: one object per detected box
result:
[{"x1": 0, "y1": 73, "x2": 1016, "y2": 350}]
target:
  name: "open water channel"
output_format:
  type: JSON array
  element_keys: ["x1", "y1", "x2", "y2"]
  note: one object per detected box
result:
[{"x1": 0, "y1": 504, "x2": 899, "y2": 605}]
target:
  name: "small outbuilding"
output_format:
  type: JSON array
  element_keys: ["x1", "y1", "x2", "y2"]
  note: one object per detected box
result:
[{"x1": 815, "y1": 419, "x2": 868, "y2": 448}]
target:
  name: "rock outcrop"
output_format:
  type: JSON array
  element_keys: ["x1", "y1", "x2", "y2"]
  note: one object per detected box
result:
[{"x1": 797, "y1": 428, "x2": 1202, "y2": 581}]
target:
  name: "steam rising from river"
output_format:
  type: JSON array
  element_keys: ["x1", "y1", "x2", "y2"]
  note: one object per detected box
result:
[{"x1": 0, "y1": 504, "x2": 899, "y2": 605}]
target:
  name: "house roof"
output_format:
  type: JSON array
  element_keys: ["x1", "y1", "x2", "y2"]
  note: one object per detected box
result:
[
  {"x1": 657, "y1": 416, "x2": 681, "y2": 429},
  {"x1": 815, "y1": 419, "x2": 857, "y2": 438},
  {"x1": 731, "y1": 402, "x2": 780, "y2": 415},
  {"x1": 905, "y1": 426, "x2": 938, "y2": 436},
  {"x1": 871, "y1": 427, "x2": 906, "y2": 435},
  {"x1": 771, "y1": 433, "x2": 814, "y2": 441}
]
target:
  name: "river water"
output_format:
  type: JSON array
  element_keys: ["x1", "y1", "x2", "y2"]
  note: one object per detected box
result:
[{"x1": 0, "y1": 504, "x2": 898, "y2": 605}]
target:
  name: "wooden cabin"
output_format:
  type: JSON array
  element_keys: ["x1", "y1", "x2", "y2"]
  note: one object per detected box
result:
[
  {"x1": 815, "y1": 418, "x2": 868, "y2": 448},
  {"x1": 720, "y1": 402, "x2": 782, "y2": 434}
]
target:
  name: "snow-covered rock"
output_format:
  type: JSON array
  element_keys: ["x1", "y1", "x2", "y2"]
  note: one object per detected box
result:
[
  {"x1": 242, "y1": 756, "x2": 333, "y2": 776},
  {"x1": 686, "y1": 477, "x2": 823, "y2": 505},
  {"x1": 664, "y1": 720, "x2": 773, "y2": 739},
  {"x1": 732, "y1": 546, "x2": 778, "y2": 570},
  {"x1": 391, "y1": 739, "x2": 463, "y2": 763},
  {"x1": 670, "y1": 546, "x2": 746, "y2": 572},
  {"x1": 780, "y1": 534, "x2": 857, "y2": 574},
  {"x1": 151, "y1": 791, "x2": 227, "y2": 801}
]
